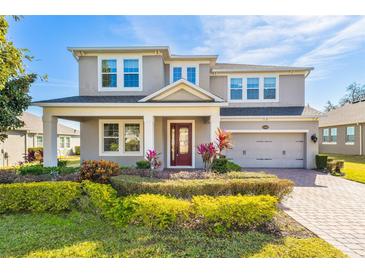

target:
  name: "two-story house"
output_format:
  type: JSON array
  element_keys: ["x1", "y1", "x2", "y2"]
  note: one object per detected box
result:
[{"x1": 33, "y1": 46, "x2": 321, "y2": 169}]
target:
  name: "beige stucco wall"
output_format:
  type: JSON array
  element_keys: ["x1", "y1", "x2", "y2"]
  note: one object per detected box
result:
[
  {"x1": 79, "y1": 116, "x2": 210, "y2": 168},
  {"x1": 220, "y1": 120, "x2": 319, "y2": 169},
  {"x1": 319, "y1": 124, "x2": 363, "y2": 155},
  {"x1": 199, "y1": 64, "x2": 210, "y2": 91},
  {"x1": 79, "y1": 55, "x2": 165, "y2": 96},
  {"x1": 209, "y1": 74, "x2": 305, "y2": 107}
]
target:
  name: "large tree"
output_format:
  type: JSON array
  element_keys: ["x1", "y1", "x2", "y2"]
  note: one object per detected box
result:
[
  {"x1": 0, "y1": 16, "x2": 38, "y2": 141},
  {"x1": 339, "y1": 82, "x2": 365, "y2": 106},
  {"x1": 323, "y1": 100, "x2": 337, "y2": 112}
]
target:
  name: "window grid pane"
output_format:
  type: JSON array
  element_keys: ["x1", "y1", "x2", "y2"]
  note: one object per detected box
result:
[
  {"x1": 102, "y1": 74, "x2": 117, "y2": 88},
  {"x1": 124, "y1": 124, "x2": 141, "y2": 152},
  {"x1": 247, "y1": 78, "x2": 259, "y2": 100},
  {"x1": 60, "y1": 137, "x2": 65, "y2": 148},
  {"x1": 264, "y1": 77, "x2": 276, "y2": 99},
  {"x1": 330, "y1": 128, "x2": 337, "y2": 142},
  {"x1": 230, "y1": 78, "x2": 242, "y2": 100},
  {"x1": 124, "y1": 74, "x2": 139, "y2": 87},
  {"x1": 101, "y1": 59, "x2": 117, "y2": 88},
  {"x1": 346, "y1": 127, "x2": 355, "y2": 142},
  {"x1": 173, "y1": 67, "x2": 182, "y2": 82},
  {"x1": 66, "y1": 137, "x2": 70, "y2": 148},
  {"x1": 102, "y1": 60, "x2": 117, "y2": 73},
  {"x1": 187, "y1": 67, "x2": 196, "y2": 84},
  {"x1": 123, "y1": 59, "x2": 139, "y2": 73},
  {"x1": 323, "y1": 128, "x2": 329, "y2": 142}
]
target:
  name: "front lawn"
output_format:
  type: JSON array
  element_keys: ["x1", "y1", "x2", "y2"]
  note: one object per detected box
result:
[
  {"x1": 325, "y1": 154, "x2": 365, "y2": 184},
  {"x1": 59, "y1": 155, "x2": 80, "y2": 167},
  {"x1": 0, "y1": 211, "x2": 345, "y2": 258}
]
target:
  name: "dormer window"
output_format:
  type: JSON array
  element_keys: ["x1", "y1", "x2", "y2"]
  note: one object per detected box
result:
[
  {"x1": 173, "y1": 67, "x2": 182, "y2": 82},
  {"x1": 187, "y1": 67, "x2": 196, "y2": 84},
  {"x1": 98, "y1": 55, "x2": 142, "y2": 92},
  {"x1": 101, "y1": 59, "x2": 117, "y2": 88},
  {"x1": 170, "y1": 64, "x2": 199, "y2": 85}
]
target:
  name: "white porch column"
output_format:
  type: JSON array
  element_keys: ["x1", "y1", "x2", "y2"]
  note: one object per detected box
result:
[
  {"x1": 210, "y1": 114, "x2": 220, "y2": 142},
  {"x1": 144, "y1": 114, "x2": 155, "y2": 155},
  {"x1": 43, "y1": 114, "x2": 58, "y2": 167}
]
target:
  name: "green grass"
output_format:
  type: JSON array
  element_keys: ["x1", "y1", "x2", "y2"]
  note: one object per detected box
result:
[
  {"x1": 58, "y1": 156, "x2": 80, "y2": 168},
  {"x1": 325, "y1": 154, "x2": 365, "y2": 184},
  {"x1": 0, "y1": 211, "x2": 345, "y2": 258}
]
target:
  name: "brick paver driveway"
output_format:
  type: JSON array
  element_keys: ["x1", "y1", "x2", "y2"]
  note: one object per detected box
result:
[{"x1": 247, "y1": 169, "x2": 365, "y2": 258}]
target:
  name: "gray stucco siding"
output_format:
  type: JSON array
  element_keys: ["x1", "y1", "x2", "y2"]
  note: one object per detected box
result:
[
  {"x1": 79, "y1": 55, "x2": 165, "y2": 96},
  {"x1": 209, "y1": 74, "x2": 305, "y2": 107},
  {"x1": 319, "y1": 124, "x2": 363, "y2": 155}
]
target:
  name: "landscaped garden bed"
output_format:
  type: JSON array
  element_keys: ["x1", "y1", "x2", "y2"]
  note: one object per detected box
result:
[{"x1": 0, "y1": 177, "x2": 346, "y2": 258}]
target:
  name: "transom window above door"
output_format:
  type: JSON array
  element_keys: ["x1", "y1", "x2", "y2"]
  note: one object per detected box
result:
[
  {"x1": 170, "y1": 64, "x2": 199, "y2": 85},
  {"x1": 98, "y1": 56, "x2": 142, "y2": 92},
  {"x1": 229, "y1": 75, "x2": 279, "y2": 102}
]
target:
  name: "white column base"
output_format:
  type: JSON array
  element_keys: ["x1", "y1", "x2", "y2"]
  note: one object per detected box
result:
[{"x1": 43, "y1": 114, "x2": 58, "y2": 167}]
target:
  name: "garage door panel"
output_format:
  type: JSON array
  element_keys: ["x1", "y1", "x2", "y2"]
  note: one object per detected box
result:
[{"x1": 226, "y1": 133, "x2": 305, "y2": 168}]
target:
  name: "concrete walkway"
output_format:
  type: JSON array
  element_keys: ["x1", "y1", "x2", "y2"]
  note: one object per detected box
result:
[{"x1": 249, "y1": 169, "x2": 365, "y2": 258}]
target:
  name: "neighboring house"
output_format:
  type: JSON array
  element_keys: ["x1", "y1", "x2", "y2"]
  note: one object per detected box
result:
[
  {"x1": 319, "y1": 100, "x2": 365, "y2": 155},
  {"x1": 33, "y1": 46, "x2": 321, "y2": 169},
  {"x1": 0, "y1": 112, "x2": 80, "y2": 167}
]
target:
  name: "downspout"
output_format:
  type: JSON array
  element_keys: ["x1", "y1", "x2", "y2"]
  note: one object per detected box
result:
[{"x1": 360, "y1": 124, "x2": 363, "y2": 156}]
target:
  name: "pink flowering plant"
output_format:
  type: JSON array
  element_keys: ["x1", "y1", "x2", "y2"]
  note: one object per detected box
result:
[
  {"x1": 146, "y1": 149, "x2": 161, "y2": 170},
  {"x1": 197, "y1": 142, "x2": 217, "y2": 171}
]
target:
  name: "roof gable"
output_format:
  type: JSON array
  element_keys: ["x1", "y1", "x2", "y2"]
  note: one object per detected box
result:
[{"x1": 139, "y1": 79, "x2": 224, "y2": 102}]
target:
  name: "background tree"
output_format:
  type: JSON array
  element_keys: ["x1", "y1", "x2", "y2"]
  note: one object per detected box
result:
[
  {"x1": 0, "y1": 16, "x2": 39, "y2": 141},
  {"x1": 323, "y1": 100, "x2": 337, "y2": 112},
  {"x1": 339, "y1": 82, "x2": 365, "y2": 106}
]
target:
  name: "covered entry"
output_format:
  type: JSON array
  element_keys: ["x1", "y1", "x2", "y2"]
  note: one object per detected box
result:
[{"x1": 226, "y1": 132, "x2": 305, "y2": 168}]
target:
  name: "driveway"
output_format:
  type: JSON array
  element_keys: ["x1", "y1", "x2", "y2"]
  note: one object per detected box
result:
[{"x1": 247, "y1": 169, "x2": 365, "y2": 258}]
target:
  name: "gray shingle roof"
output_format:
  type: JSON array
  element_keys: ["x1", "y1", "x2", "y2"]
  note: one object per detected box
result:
[
  {"x1": 220, "y1": 106, "x2": 322, "y2": 117},
  {"x1": 33, "y1": 96, "x2": 145, "y2": 104},
  {"x1": 319, "y1": 101, "x2": 365, "y2": 127},
  {"x1": 213, "y1": 63, "x2": 313, "y2": 73}
]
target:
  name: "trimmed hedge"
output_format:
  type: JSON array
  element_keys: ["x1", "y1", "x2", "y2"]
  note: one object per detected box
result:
[
  {"x1": 136, "y1": 160, "x2": 150, "y2": 169},
  {"x1": 74, "y1": 146, "x2": 80, "y2": 155},
  {"x1": 315, "y1": 154, "x2": 328, "y2": 170},
  {"x1": 130, "y1": 194, "x2": 191, "y2": 229},
  {"x1": 17, "y1": 164, "x2": 77, "y2": 176},
  {"x1": 0, "y1": 181, "x2": 81, "y2": 213},
  {"x1": 111, "y1": 175, "x2": 293, "y2": 200},
  {"x1": 192, "y1": 195, "x2": 277, "y2": 231}
]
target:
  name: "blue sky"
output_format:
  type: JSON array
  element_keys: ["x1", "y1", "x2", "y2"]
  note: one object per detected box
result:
[{"x1": 7, "y1": 16, "x2": 365, "y2": 129}]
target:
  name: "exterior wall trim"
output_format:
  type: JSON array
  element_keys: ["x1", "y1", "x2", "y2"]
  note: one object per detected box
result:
[
  {"x1": 225, "y1": 129, "x2": 309, "y2": 133},
  {"x1": 33, "y1": 102, "x2": 227, "y2": 107},
  {"x1": 166, "y1": 119, "x2": 196, "y2": 169},
  {"x1": 221, "y1": 116, "x2": 319, "y2": 122}
]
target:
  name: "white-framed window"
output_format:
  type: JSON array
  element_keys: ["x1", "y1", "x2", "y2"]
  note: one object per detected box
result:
[
  {"x1": 173, "y1": 67, "x2": 182, "y2": 82},
  {"x1": 170, "y1": 63, "x2": 199, "y2": 85},
  {"x1": 59, "y1": 136, "x2": 71, "y2": 149},
  {"x1": 346, "y1": 126, "x2": 355, "y2": 144},
  {"x1": 101, "y1": 59, "x2": 117, "y2": 88},
  {"x1": 98, "y1": 55, "x2": 143, "y2": 92},
  {"x1": 99, "y1": 119, "x2": 143, "y2": 156},
  {"x1": 330, "y1": 128, "x2": 337, "y2": 143},
  {"x1": 36, "y1": 135, "x2": 43, "y2": 147},
  {"x1": 323, "y1": 128, "x2": 330, "y2": 143},
  {"x1": 230, "y1": 78, "x2": 243, "y2": 100},
  {"x1": 228, "y1": 75, "x2": 279, "y2": 102}
]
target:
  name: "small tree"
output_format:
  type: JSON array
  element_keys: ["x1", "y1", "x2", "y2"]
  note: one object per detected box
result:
[
  {"x1": 323, "y1": 100, "x2": 337, "y2": 112},
  {"x1": 339, "y1": 82, "x2": 365, "y2": 106}
]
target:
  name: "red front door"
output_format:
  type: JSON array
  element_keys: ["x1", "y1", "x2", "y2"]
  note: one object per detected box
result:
[{"x1": 170, "y1": 123, "x2": 192, "y2": 166}]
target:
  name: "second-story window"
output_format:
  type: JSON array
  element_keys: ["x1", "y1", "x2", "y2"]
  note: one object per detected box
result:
[
  {"x1": 123, "y1": 59, "x2": 139, "y2": 88},
  {"x1": 101, "y1": 59, "x2": 117, "y2": 88},
  {"x1": 230, "y1": 78, "x2": 243, "y2": 100},
  {"x1": 187, "y1": 67, "x2": 196, "y2": 84},
  {"x1": 264, "y1": 77, "x2": 276, "y2": 99},
  {"x1": 247, "y1": 78, "x2": 259, "y2": 100},
  {"x1": 173, "y1": 67, "x2": 182, "y2": 82}
]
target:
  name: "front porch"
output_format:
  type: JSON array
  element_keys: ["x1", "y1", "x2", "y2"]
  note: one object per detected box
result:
[{"x1": 42, "y1": 106, "x2": 221, "y2": 169}]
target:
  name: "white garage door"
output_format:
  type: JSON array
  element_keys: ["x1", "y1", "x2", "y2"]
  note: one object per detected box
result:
[{"x1": 226, "y1": 133, "x2": 305, "y2": 168}]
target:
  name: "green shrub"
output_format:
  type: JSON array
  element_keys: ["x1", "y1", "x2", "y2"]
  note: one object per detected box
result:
[
  {"x1": 81, "y1": 180, "x2": 134, "y2": 226},
  {"x1": 74, "y1": 146, "x2": 80, "y2": 155},
  {"x1": 315, "y1": 154, "x2": 328, "y2": 170},
  {"x1": 251, "y1": 237, "x2": 347, "y2": 258},
  {"x1": 111, "y1": 175, "x2": 293, "y2": 200},
  {"x1": 0, "y1": 181, "x2": 81, "y2": 213},
  {"x1": 27, "y1": 147, "x2": 43, "y2": 162},
  {"x1": 80, "y1": 160, "x2": 120, "y2": 184},
  {"x1": 57, "y1": 160, "x2": 68, "y2": 168},
  {"x1": 327, "y1": 159, "x2": 345, "y2": 174},
  {"x1": 226, "y1": 171, "x2": 277, "y2": 179},
  {"x1": 136, "y1": 160, "x2": 151, "y2": 169},
  {"x1": 211, "y1": 158, "x2": 229, "y2": 173},
  {"x1": 226, "y1": 161, "x2": 241, "y2": 172},
  {"x1": 192, "y1": 195, "x2": 277, "y2": 231},
  {"x1": 130, "y1": 194, "x2": 191, "y2": 229},
  {"x1": 17, "y1": 164, "x2": 77, "y2": 176}
]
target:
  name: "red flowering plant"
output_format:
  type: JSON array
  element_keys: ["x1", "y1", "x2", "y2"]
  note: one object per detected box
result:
[
  {"x1": 197, "y1": 142, "x2": 217, "y2": 171},
  {"x1": 215, "y1": 128, "x2": 232, "y2": 157},
  {"x1": 146, "y1": 149, "x2": 161, "y2": 176}
]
